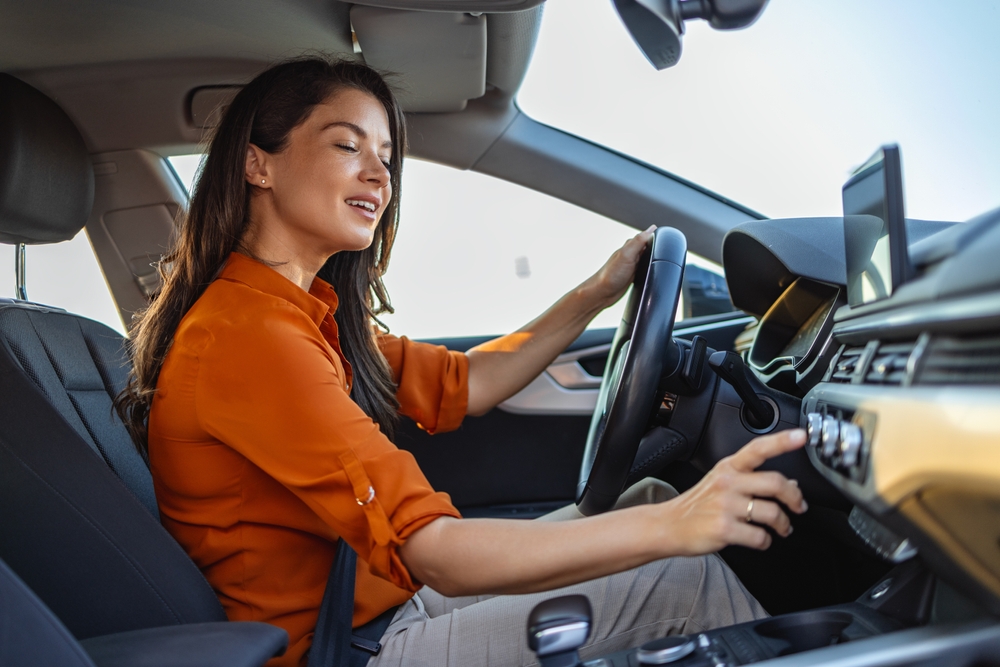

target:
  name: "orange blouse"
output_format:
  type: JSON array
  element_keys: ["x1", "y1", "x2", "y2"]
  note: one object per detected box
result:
[{"x1": 149, "y1": 252, "x2": 467, "y2": 667}]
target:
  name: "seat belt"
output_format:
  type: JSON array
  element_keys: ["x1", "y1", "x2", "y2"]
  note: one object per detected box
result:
[{"x1": 308, "y1": 540, "x2": 398, "y2": 667}]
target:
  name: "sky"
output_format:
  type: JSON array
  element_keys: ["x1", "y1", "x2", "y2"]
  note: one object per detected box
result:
[
  {"x1": 519, "y1": 0, "x2": 1000, "y2": 222},
  {"x1": 5, "y1": 0, "x2": 998, "y2": 337}
]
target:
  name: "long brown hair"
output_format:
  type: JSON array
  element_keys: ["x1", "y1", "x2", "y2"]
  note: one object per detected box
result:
[{"x1": 115, "y1": 57, "x2": 405, "y2": 456}]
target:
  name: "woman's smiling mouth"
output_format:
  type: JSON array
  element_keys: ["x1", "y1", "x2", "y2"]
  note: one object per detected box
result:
[
  {"x1": 345, "y1": 196, "x2": 381, "y2": 221},
  {"x1": 346, "y1": 198, "x2": 377, "y2": 212}
]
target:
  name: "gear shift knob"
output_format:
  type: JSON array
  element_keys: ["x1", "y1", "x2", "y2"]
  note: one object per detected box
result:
[{"x1": 527, "y1": 594, "x2": 592, "y2": 667}]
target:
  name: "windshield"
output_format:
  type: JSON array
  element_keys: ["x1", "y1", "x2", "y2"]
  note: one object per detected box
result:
[{"x1": 518, "y1": 0, "x2": 1000, "y2": 222}]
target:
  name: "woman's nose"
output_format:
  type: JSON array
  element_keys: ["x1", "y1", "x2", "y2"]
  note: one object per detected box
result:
[{"x1": 362, "y1": 154, "x2": 390, "y2": 187}]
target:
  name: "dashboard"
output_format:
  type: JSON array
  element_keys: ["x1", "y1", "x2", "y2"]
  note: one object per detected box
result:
[{"x1": 722, "y1": 206, "x2": 1000, "y2": 618}]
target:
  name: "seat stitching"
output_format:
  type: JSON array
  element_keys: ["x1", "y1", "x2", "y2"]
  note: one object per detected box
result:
[
  {"x1": 24, "y1": 312, "x2": 68, "y2": 387},
  {"x1": 65, "y1": 391, "x2": 126, "y2": 476},
  {"x1": 4, "y1": 314, "x2": 102, "y2": 460},
  {"x1": 24, "y1": 314, "x2": 119, "y2": 468},
  {"x1": 0, "y1": 312, "x2": 35, "y2": 378},
  {"x1": 79, "y1": 322, "x2": 124, "y2": 399},
  {"x1": 0, "y1": 435, "x2": 189, "y2": 625}
]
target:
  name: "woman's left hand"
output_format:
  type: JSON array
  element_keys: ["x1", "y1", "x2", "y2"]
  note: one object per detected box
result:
[
  {"x1": 585, "y1": 225, "x2": 657, "y2": 309},
  {"x1": 465, "y1": 225, "x2": 656, "y2": 416}
]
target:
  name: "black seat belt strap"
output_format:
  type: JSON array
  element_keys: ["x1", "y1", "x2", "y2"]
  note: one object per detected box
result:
[
  {"x1": 308, "y1": 539, "x2": 358, "y2": 667},
  {"x1": 309, "y1": 540, "x2": 400, "y2": 667}
]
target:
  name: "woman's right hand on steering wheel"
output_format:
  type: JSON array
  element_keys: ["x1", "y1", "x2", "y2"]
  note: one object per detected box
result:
[{"x1": 656, "y1": 428, "x2": 809, "y2": 556}]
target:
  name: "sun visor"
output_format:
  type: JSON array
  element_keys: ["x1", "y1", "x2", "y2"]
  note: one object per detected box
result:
[
  {"x1": 722, "y1": 218, "x2": 847, "y2": 318},
  {"x1": 351, "y1": 6, "x2": 487, "y2": 112}
]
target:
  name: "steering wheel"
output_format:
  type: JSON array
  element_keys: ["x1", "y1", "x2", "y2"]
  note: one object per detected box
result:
[{"x1": 576, "y1": 226, "x2": 687, "y2": 516}]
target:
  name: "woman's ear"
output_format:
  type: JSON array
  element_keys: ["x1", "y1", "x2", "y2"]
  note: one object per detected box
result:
[{"x1": 245, "y1": 144, "x2": 271, "y2": 188}]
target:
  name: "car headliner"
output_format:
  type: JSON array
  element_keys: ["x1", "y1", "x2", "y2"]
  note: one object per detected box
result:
[
  {"x1": 1, "y1": 0, "x2": 760, "y2": 270},
  {"x1": 0, "y1": 0, "x2": 541, "y2": 161}
]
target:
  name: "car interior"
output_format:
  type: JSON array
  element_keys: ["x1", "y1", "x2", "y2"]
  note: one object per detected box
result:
[{"x1": 1, "y1": 1, "x2": 999, "y2": 666}]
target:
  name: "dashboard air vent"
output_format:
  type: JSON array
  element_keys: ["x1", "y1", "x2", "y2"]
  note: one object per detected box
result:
[
  {"x1": 865, "y1": 341, "x2": 917, "y2": 386},
  {"x1": 830, "y1": 345, "x2": 865, "y2": 383},
  {"x1": 917, "y1": 334, "x2": 1000, "y2": 386}
]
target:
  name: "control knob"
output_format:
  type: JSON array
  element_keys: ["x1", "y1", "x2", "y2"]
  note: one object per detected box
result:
[
  {"x1": 838, "y1": 422, "x2": 863, "y2": 469},
  {"x1": 821, "y1": 415, "x2": 840, "y2": 460},
  {"x1": 806, "y1": 412, "x2": 823, "y2": 448}
]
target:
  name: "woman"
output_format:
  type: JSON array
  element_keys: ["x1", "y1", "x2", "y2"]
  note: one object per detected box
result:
[{"x1": 117, "y1": 58, "x2": 807, "y2": 667}]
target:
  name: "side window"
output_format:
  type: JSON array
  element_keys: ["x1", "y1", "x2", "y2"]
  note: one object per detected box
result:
[
  {"x1": 381, "y1": 160, "x2": 637, "y2": 338},
  {"x1": 166, "y1": 155, "x2": 736, "y2": 339},
  {"x1": 382, "y1": 160, "x2": 735, "y2": 339},
  {"x1": 0, "y1": 233, "x2": 126, "y2": 334},
  {"x1": 167, "y1": 154, "x2": 205, "y2": 194}
]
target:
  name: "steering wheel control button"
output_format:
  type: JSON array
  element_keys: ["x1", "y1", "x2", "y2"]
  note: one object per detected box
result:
[
  {"x1": 636, "y1": 636, "x2": 697, "y2": 664},
  {"x1": 806, "y1": 412, "x2": 823, "y2": 447},
  {"x1": 838, "y1": 422, "x2": 863, "y2": 469},
  {"x1": 821, "y1": 415, "x2": 840, "y2": 460}
]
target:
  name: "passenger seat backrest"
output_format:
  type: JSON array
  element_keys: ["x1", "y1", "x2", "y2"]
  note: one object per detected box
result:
[
  {"x1": 0, "y1": 301, "x2": 157, "y2": 515},
  {"x1": 0, "y1": 73, "x2": 227, "y2": 639},
  {"x1": 0, "y1": 368, "x2": 226, "y2": 638}
]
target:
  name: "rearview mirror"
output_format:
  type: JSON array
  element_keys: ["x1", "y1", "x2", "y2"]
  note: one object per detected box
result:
[{"x1": 612, "y1": 0, "x2": 769, "y2": 70}]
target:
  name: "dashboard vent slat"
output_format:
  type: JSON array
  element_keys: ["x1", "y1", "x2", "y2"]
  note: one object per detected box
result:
[
  {"x1": 830, "y1": 345, "x2": 865, "y2": 383},
  {"x1": 917, "y1": 334, "x2": 1000, "y2": 386},
  {"x1": 865, "y1": 341, "x2": 917, "y2": 386}
]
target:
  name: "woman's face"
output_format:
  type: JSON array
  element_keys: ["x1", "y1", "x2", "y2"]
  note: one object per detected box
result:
[{"x1": 251, "y1": 87, "x2": 393, "y2": 261}]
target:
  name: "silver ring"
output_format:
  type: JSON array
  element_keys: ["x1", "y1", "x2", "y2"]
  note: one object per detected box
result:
[{"x1": 746, "y1": 498, "x2": 755, "y2": 523}]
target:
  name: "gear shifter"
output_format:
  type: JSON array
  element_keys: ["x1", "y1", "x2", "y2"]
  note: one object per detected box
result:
[
  {"x1": 527, "y1": 595, "x2": 592, "y2": 667},
  {"x1": 708, "y1": 350, "x2": 775, "y2": 430}
]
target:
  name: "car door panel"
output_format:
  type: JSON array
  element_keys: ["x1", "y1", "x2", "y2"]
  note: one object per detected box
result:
[{"x1": 397, "y1": 313, "x2": 755, "y2": 516}]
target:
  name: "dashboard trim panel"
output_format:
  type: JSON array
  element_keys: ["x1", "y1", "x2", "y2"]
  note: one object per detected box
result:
[{"x1": 834, "y1": 291, "x2": 1000, "y2": 344}]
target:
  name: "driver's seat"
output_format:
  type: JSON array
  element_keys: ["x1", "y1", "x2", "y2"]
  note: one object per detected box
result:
[{"x1": 0, "y1": 72, "x2": 287, "y2": 664}]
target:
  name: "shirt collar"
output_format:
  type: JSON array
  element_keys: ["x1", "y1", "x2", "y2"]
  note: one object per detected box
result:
[{"x1": 218, "y1": 252, "x2": 340, "y2": 328}]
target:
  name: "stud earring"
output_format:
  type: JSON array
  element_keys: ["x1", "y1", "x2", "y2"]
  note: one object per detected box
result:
[{"x1": 261, "y1": 179, "x2": 266, "y2": 184}]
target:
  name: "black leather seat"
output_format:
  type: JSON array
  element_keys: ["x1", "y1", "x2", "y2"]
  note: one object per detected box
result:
[
  {"x1": 0, "y1": 554, "x2": 286, "y2": 667},
  {"x1": 0, "y1": 73, "x2": 287, "y2": 664}
]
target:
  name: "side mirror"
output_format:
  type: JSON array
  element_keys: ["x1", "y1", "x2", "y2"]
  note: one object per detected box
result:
[
  {"x1": 527, "y1": 594, "x2": 592, "y2": 667},
  {"x1": 681, "y1": 264, "x2": 735, "y2": 319},
  {"x1": 612, "y1": 0, "x2": 769, "y2": 70}
]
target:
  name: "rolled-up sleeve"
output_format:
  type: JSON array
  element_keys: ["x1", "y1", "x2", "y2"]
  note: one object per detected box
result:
[
  {"x1": 378, "y1": 333, "x2": 468, "y2": 434},
  {"x1": 194, "y1": 306, "x2": 460, "y2": 591}
]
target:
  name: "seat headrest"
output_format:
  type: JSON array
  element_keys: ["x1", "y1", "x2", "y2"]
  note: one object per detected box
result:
[{"x1": 0, "y1": 74, "x2": 94, "y2": 245}]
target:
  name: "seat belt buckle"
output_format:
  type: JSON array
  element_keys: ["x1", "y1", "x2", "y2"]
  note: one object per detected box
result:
[{"x1": 350, "y1": 635, "x2": 382, "y2": 656}]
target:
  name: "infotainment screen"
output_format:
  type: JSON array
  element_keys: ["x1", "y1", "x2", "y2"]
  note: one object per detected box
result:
[{"x1": 842, "y1": 145, "x2": 913, "y2": 306}]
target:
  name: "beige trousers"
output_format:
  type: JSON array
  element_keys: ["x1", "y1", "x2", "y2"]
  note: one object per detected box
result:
[{"x1": 368, "y1": 480, "x2": 767, "y2": 667}]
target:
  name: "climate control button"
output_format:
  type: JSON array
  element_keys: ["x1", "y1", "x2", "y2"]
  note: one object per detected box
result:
[
  {"x1": 821, "y1": 415, "x2": 840, "y2": 459},
  {"x1": 839, "y1": 422, "x2": 863, "y2": 469},
  {"x1": 806, "y1": 413, "x2": 823, "y2": 447}
]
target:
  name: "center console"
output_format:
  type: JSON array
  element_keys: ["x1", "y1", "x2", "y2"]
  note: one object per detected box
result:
[
  {"x1": 552, "y1": 562, "x2": 997, "y2": 667},
  {"x1": 592, "y1": 604, "x2": 896, "y2": 666}
]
